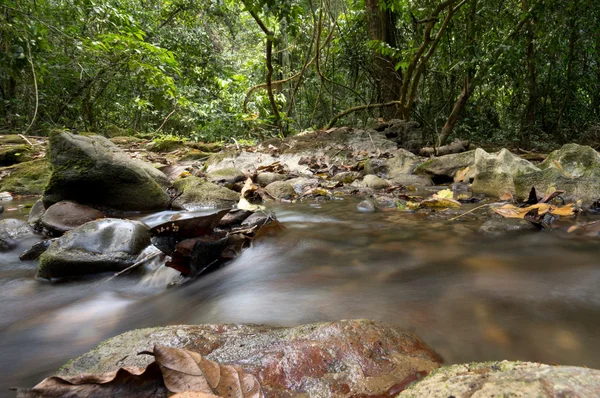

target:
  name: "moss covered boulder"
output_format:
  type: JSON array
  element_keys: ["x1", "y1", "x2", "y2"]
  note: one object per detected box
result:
[
  {"x1": 171, "y1": 176, "x2": 239, "y2": 210},
  {"x1": 58, "y1": 320, "x2": 442, "y2": 397},
  {"x1": 0, "y1": 144, "x2": 32, "y2": 166},
  {"x1": 514, "y1": 144, "x2": 600, "y2": 203},
  {"x1": 37, "y1": 218, "x2": 151, "y2": 279},
  {"x1": 206, "y1": 167, "x2": 245, "y2": 187},
  {"x1": 414, "y1": 150, "x2": 476, "y2": 179},
  {"x1": 43, "y1": 132, "x2": 170, "y2": 211},
  {"x1": 398, "y1": 361, "x2": 600, "y2": 398},
  {"x1": 0, "y1": 159, "x2": 50, "y2": 195}
]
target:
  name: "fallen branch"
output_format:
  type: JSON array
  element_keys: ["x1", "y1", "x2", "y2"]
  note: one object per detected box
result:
[
  {"x1": 325, "y1": 100, "x2": 401, "y2": 129},
  {"x1": 104, "y1": 251, "x2": 164, "y2": 282},
  {"x1": 448, "y1": 203, "x2": 490, "y2": 221},
  {"x1": 420, "y1": 139, "x2": 470, "y2": 157}
]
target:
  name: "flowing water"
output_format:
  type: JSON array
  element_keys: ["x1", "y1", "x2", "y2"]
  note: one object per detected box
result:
[{"x1": 2, "y1": 197, "x2": 600, "y2": 394}]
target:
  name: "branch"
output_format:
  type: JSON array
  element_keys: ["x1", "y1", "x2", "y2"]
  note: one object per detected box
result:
[
  {"x1": 23, "y1": 40, "x2": 38, "y2": 135},
  {"x1": 325, "y1": 100, "x2": 401, "y2": 129}
]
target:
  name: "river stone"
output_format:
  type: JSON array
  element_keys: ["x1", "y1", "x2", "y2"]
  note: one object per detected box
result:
[
  {"x1": 387, "y1": 149, "x2": 421, "y2": 178},
  {"x1": 398, "y1": 361, "x2": 600, "y2": 398},
  {"x1": 37, "y1": 218, "x2": 151, "y2": 279},
  {"x1": 58, "y1": 320, "x2": 442, "y2": 397},
  {"x1": 391, "y1": 174, "x2": 433, "y2": 187},
  {"x1": 256, "y1": 172, "x2": 288, "y2": 186},
  {"x1": 478, "y1": 217, "x2": 537, "y2": 234},
  {"x1": 0, "y1": 219, "x2": 34, "y2": 252},
  {"x1": 363, "y1": 174, "x2": 389, "y2": 190},
  {"x1": 40, "y1": 201, "x2": 105, "y2": 235},
  {"x1": 332, "y1": 171, "x2": 360, "y2": 184},
  {"x1": 27, "y1": 199, "x2": 46, "y2": 228},
  {"x1": 414, "y1": 150, "x2": 476, "y2": 178},
  {"x1": 471, "y1": 148, "x2": 540, "y2": 197},
  {"x1": 171, "y1": 176, "x2": 239, "y2": 210},
  {"x1": 206, "y1": 167, "x2": 245, "y2": 188},
  {"x1": 265, "y1": 181, "x2": 296, "y2": 199},
  {"x1": 540, "y1": 143, "x2": 600, "y2": 177},
  {"x1": 43, "y1": 132, "x2": 170, "y2": 211},
  {"x1": 357, "y1": 199, "x2": 377, "y2": 213}
]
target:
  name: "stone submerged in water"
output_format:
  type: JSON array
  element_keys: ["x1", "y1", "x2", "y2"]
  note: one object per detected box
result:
[
  {"x1": 39, "y1": 200, "x2": 105, "y2": 236},
  {"x1": 37, "y1": 218, "x2": 151, "y2": 279},
  {"x1": 357, "y1": 199, "x2": 377, "y2": 213},
  {"x1": 58, "y1": 319, "x2": 442, "y2": 397},
  {"x1": 398, "y1": 361, "x2": 600, "y2": 398},
  {"x1": 0, "y1": 219, "x2": 34, "y2": 252},
  {"x1": 43, "y1": 131, "x2": 171, "y2": 211}
]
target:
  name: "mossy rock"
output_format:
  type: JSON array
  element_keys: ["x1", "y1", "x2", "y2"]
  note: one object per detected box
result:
[
  {"x1": 109, "y1": 136, "x2": 144, "y2": 146},
  {"x1": 103, "y1": 125, "x2": 133, "y2": 138},
  {"x1": 539, "y1": 143, "x2": 600, "y2": 178},
  {"x1": 147, "y1": 136, "x2": 187, "y2": 152},
  {"x1": 0, "y1": 144, "x2": 32, "y2": 166},
  {"x1": 0, "y1": 134, "x2": 27, "y2": 145},
  {"x1": 0, "y1": 159, "x2": 50, "y2": 195},
  {"x1": 414, "y1": 150, "x2": 476, "y2": 177},
  {"x1": 179, "y1": 149, "x2": 213, "y2": 161},
  {"x1": 172, "y1": 176, "x2": 239, "y2": 210},
  {"x1": 185, "y1": 142, "x2": 223, "y2": 152}
]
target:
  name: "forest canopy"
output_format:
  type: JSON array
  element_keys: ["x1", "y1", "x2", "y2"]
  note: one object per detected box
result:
[{"x1": 1, "y1": 0, "x2": 599, "y2": 148}]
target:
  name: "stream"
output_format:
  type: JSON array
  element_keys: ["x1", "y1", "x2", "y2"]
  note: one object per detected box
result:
[{"x1": 2, "y1": 198, "x2": 600, "y2": 394}]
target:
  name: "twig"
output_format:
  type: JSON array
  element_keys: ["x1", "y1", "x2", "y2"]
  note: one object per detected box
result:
[
  {"x1": 23, "y1": 40, "x2": 38, "y2": 135},
  {"x1": 154, "y1": 108, "x2": 177, "y2": 134},
  {"x1": 18, "y1": 134, "x2": 34, "y2": 146},
  {"x1": 104, "y1": 251, "x2": 163, "y2": 282},
  {"x1": 448, "y1": 203, "x2": 490, "y2": 221}
]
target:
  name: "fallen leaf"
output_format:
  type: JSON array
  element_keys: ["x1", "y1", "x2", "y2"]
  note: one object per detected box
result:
[
  {"x1": 432, "y1": 189, "x2": 454, "y2": 200},
  {"x1": 419, "y1": 197, "x2": 461, "y2": 209},
  {"x1": 454, "y1": 166, "x2": 470, "y2": 182},
  {"x1": 492, "y1": 203, "x2": 577, "y2": 219},
  {"x1": 499, "y1": 192, "x2": 513, "y2": 201},
  {"x1": 150, "y1": 346, "x2": 264, "y2": 398}
]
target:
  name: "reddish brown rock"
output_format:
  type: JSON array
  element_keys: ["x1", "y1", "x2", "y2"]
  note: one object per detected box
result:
[
  {"x1": 40, "y1": 200, "x2": 105, "y2": 235},
  {"x1": 58, "y1": 320, "x2": 442, "y2": 397}
]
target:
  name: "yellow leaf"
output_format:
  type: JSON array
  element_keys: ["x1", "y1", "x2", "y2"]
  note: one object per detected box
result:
[
  {"x1": 492, "y1": 203, "x2": 577, "y2": 219},
  {"x1": 420, "y1": 197, "x2": 461, "y2": 209},
  {"x1": 433, "y1": 189, "x2": 454, "y2": 200},
  {"x1": 454, "y1": 166, "x2": 470, "y2": 182}
]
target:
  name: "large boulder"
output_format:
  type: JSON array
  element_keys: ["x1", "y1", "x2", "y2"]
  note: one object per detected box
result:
[
  {"x1": 414, "y1": 150, "x2": 476, "y2": 179},
  {"x1": 0, "y1": 159, "x2": 51, "y2": 195},
  {"x1": 171, "y1": 176, "x2": 239, "y2": 210},
  {"x1": 37, "y1": 218, "x2": 151, "y2": 279},
  {"x1": 0, "y1": 219, "x2": 34, "y2": 252},
  {"x1": 514, "y1": 144, "x2": 600, "y2": 203},
  {"x1": 471, "y1": 148, "x2": 540, "y2": 197},
  {"x1": 58, "y1": 320, "x2": 442, "y2": 397},
  {"x1": 206, "y1": 167, "x2": 245, "y2": 188},
  {"x1": 398, "y1": 361, "x2": 600, "y2": 398},
  {"x1": 39, "y1": 201, "x2": 105, "y2": 235},
  {"x1": 43, "y1": 132, "x2": 170, "y2": 211}
]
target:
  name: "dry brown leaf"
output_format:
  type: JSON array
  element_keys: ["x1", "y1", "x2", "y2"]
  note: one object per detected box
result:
[
  {"x1": 492, "y1": 203, "x2": 577, "y2": 219},
  {"x1": 171, "y1": 393, "x2": 219, "y2": 398},
  {"x1": 15, "y1": 362, "x2": 167, "y2": 398},
  {"x1": 499, "y1": 192, "x2": 514, "y2": 201},
  {"x1": 454, "y1": 166, "x2": 470, "y2": 182},
  {"x1": 151, "y1": 346, "x2": 264, "y2": 398}
]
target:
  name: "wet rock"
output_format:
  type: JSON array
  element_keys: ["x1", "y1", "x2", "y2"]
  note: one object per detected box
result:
[
  {"x1": 206, "y1": 167, "x2": 245, "y2": 188},
  {"x1": 37, "y1": 218, "x2": 151, "y2": 279},
  {"x1": 171, "y1": 176, "x2": 239, "y2": 210},
  {"x1": 20, "y1": 239, "x2": 52, "y2": 261},
  {"x1": 514, "y1": 144, "x2": 600, "y2": 203},
  {"x1": 0, "y1": 219, "x2": 34, "y2": 252},
  {"x1": 0, "y1": 159, "x2": 51, "y2": 195},
  {"x1": 43, "y1": 131, "x2": 170, "y2": 211},
  {"x1": 391, "y1": 174, "x2": 433, "y2": 187},
  {"x1": 265, "y1": 181, "x2": 296, "y2": 199},
  {"x1": 357, "y1": 199, "x2": 377, "y2": 213},
  {"x1": 471, "y1": 148, "x2": 540, "y2": 197},
  {"x1": 0, "y1": 191, "x2": 13, "y2": 201},
  {"x1": 332, "y1": 171, "x2": 361, "y2": 184},
  {"x1": 363, "y1": 174, "x2": 389, "y2": 190},
  {"x1": 414, "y1": 150, "x2": 476, "y2": 179},
  {"x1": 256, "y1": 172, "x2": 288, "y2": 187},
  {"x1": 0, "y1": 144, "x2": 32, "y2": 166},
  {"x1": 218, "y1": 209, "x2": 253, "y2": 228},
  {"x1": 0, "y1": 205, "x2": 3, "y2": 214},
  {"x1": 40, "y1": 201, "x2": 105, "y2": 236},
  {"x1": 59, "y1": 319, "x2": 442, "y2": 398},
  {"x1": 398, "y1": 361, "x2": 600, "y2": 398},
  {"x1": 479, "y1": 217, "x2": 537, "y2": 234},
  {"x1": 27, "y1": 199, "x2": 46, "y2": 228},
  {"x1": 240, "y1": 212, "x2": 268, "y2": 228}
]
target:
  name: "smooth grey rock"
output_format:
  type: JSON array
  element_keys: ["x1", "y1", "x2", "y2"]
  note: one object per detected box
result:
[
  {"x1": 414, "y1": 150, "x2": 476, "y2": 177},
  {"x1": 363, "y1": 174, "x2": 389, "y2": 190},
  {"x1": 27, "y1": 199, "x2": 45, "y2": 228},
  {"x1": 171, "y1": 176, "x2": 239, "y2": 210},
  {"x1": 357, "y1": 199, "x2": 376, "y2": 213},
  {"x1": 479, "y1": 217, "x2": 537, "y2": 234},
  {"x1": 398, "y1": 361, "x2": 600, "y2": 398},
  {"x1": 265, "y1": 181, "x2": 296, "y2": 199},
  {"x1": 40, "y1": 201, "x2": 105, "y2": 235},
  {"x1": 391, "y1": 174, "x2": 433, "y2": 187},
  {"x1": 37, "y1": 218, "x2": 151, "y2": 279},
  {"x1": 256, "y1": 172, "x2": 288, "y2": 187},
  {"x1": 0, "y1": 219, "x2": 34, "y2": 252},
  {"x1": 43, "y1": 132, "x2": 170, "y2": 211},
  {"x1": 387, "y1": 149, "x2": 421, "y2": 178}
]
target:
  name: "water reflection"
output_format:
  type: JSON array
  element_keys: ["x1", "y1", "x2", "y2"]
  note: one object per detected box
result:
[{"x1": 2, "y1": 199, "x2": 600, "y2": 395}]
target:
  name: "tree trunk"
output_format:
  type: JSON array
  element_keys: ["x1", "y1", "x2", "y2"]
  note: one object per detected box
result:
[
  {"x1": 520, "y1": 0, "x2": 536, "y2": 148},
  {"x1": 364, "y1": 0, "x2": 402, "y2": 119}
]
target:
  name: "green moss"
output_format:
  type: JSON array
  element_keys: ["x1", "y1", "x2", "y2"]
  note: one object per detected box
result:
[
  {"x1": 0, "y1": 144, "x2": 33, "y2": 166},
  {"x1": 148, "y1": 134, "x2": 187, "y2": 152},
  {"x1": 110, "y1": 136, "x2": 144, "y2": 145},
  {"x1": 0, "y1": 134, "x2": 26, "y2": 145},
  {"x1": 185, "y1": 141, "x2": 223, "y2": 152},
  {"x1": 0, "y1": 159, "x2": 51, "y2": 195}
]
